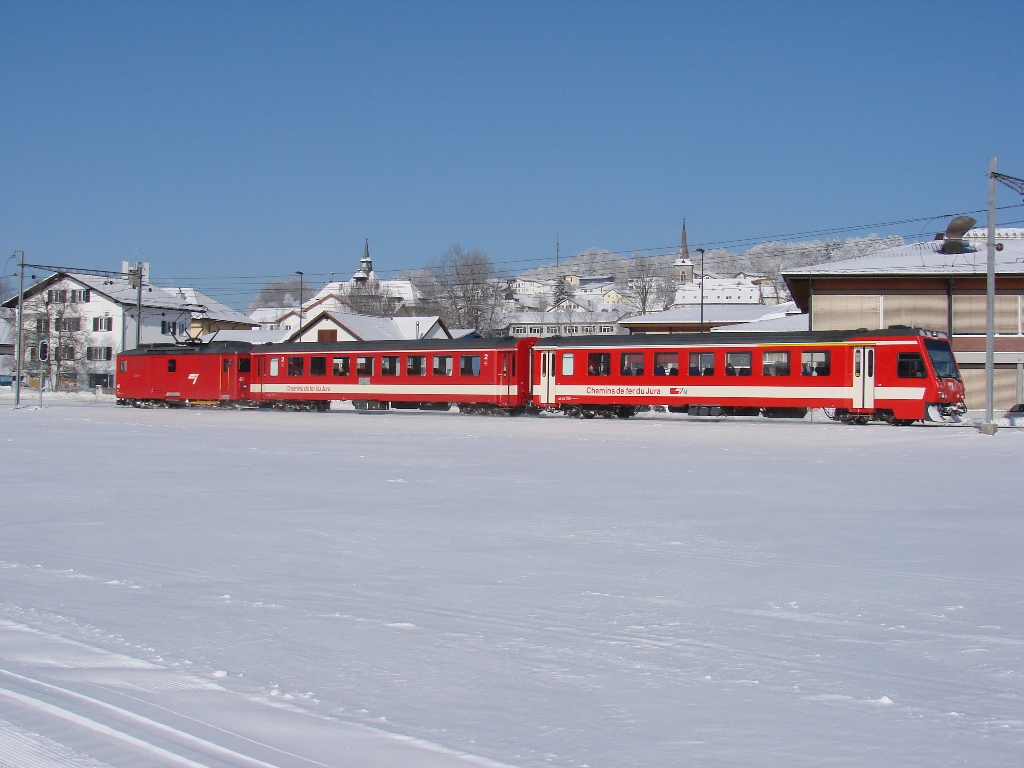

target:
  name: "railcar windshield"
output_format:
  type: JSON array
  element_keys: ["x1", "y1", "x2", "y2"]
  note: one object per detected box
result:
[{"x1": 923, "y1": 338, "x2": 960, "y2": 380}]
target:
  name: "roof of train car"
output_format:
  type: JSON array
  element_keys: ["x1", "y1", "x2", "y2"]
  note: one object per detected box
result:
[
  {"x1": 120, "y1": 337, "x2": 527, "y2": 356},
  {"x1": 250, "y1": 337, "x2": 525, "y2": 353},
  {"x1": 534, "y1": 327, "x2": 942, "y2": 348},
  {"x1": 120, "y1": 341, "x2": 255, "y2": 356}
]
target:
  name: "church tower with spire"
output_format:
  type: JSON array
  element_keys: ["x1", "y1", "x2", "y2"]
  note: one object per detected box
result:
[
  {"x1": 352, "y1": 239, "x2": 375, "y2": 283},
  {"x1": 674, "y1": 220, "x2": 694, "y2": 284}
]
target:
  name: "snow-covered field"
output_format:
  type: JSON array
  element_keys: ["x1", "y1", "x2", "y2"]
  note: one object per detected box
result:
[{"x1": 0, "y1": 401, "x2": 1021, "y2": 767}]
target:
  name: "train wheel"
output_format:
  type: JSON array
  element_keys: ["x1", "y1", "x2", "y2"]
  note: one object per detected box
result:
[
  {"x1": 616, "y1": 406, "x2": 636, "y2": 419},
  {"x1": 581, "y1": 409, "x2": 596, "y2": 419},
  {"x1": 892, "y1": 419, "x2": 916, "y2": 426}
]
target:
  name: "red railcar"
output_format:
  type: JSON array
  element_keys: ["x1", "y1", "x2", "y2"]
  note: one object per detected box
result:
[
  {"x1": 247, "y1": 337, "x2": 536, "y2": 412},
  {"x1": 531, "y1": 328, "x2": 965, "y2": 423},
  {"x1": 116, "y1": 342, "x2": 254, "y2": 406}
]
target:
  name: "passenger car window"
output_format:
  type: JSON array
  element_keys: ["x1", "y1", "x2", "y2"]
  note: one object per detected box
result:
[
  {"x1": 460, "y1": 355, "x2": 481, "y2": 376},
  {"x1": 897, "y1": 352, "x2": 926, "y2": 378},
  {"x1": 168, "y1": 359, "x2": 176, "y2": 373},
  {"x1": 562, "y1": 353, "x2": 574, "y2": 376},
  {"x1": 356, "y1": 356, "x2": 374, "y2": 376},
  {"x1": 587, "y1": 353, "x2": 611, "y2": 376},
  {"x1": 725, "y1": 352, "x2": 752, "y2": 376},
  {"x1": 620, "y1": 353, "x2": 645, "y2": 376},
  {"x1": 287, "y1": 357, "x2": 303, "y2": 376},
  {"x1": 653, "y1": 352, "x2": 678, "y2": 376},
  {"x1": 381, "y1": 356, "x2": 400, "y2": 376},
  {"x1": 433, "y1": 355, "x2": 453, "y2": 376},
  {"x1": 269, "y1": 357, "x2": 279, "y2": 377},
  {"x1": 801, "y1": 351, "x2": 830, "y2": 376},
  {"x1": 407, "y1": 355, "x2": 426, "y2": 376},
  {"x1": 332, "y1": 357, "x2": 350, "y2": 376},
  {"x1": 762, "y1": 351, "x2": 789, "y2": 376},
  {"x1": 688, "y1": 352, "x2": 714, "y2": 376},
  {"x1": 310, "y1": 356, "x2": 327, "y2": 376}
]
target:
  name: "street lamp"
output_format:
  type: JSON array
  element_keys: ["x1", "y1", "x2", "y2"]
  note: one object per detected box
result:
[
  {"x1": 295, "y1": 271, "x2": 304, "y2": 337},
  {"x1": 695, "y1": 248, "x2": 705, "y2": 333}
]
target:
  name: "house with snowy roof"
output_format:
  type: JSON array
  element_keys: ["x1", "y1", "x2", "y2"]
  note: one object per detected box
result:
[{"x1": 2, "y1": 265, "x2": 255, "y2": 389}]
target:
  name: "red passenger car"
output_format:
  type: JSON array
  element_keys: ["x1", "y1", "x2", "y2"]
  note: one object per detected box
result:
[
  {"x1": 116, "y1": 342, "x2": 254, "y2": 406},
  {"x1": 531, "y1": 329, "x2": 965, "y2": 423},
  {"x1": 248, "y1": 337, "x2": 536, "y2": 412}
]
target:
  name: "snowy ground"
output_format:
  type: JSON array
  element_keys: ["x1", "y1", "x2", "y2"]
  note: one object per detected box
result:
[{"x1": 0, "y1": 401, "x2": 1021, "y2": 767}]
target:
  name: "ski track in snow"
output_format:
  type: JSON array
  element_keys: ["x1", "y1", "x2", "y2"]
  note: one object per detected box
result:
[{"x1": 0, "y1": 401, "x2": 1023, "y2": 766}]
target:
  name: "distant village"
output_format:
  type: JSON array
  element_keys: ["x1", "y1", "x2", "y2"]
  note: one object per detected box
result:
[{"x1": 2, "y1": 220, "x2": 1024, "y2": 410}]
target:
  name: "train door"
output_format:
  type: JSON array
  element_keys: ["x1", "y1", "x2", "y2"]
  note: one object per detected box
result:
[
  {"x1": 536, "y1": 350, "x2": 556, "y2": 405},
  {"x1": 500, "y1": 352, "x2": 513, "y2": 405},
  {"x1": 220, "y1": 357, "x2": 233, "y2": 400},
  {"x1": 852, "y1": 346, "x2": 875, "y2": 409}
]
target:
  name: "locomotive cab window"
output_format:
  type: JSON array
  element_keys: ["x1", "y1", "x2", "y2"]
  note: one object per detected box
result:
[
  {"x1": 434, "y1": 355, "x2": 453, "y2": 376},
  {"x1": 407, "y1": 355, "x2": 426, "y2": 376},
  {"x1": 620, "y1": 353, "x2": 645, "y2": 377},
  {"x1": 654, "y1": 352, "x2": 678, "y2": 376},
  {"x1": 381, "y1": 356, "x2": 400, "y2": 376},
  {"x1": 287, "y1": 357, "x2": 303, "y2": 377},
  {"x1": 688, "y1": 352, "x2": 714, "y2": 376},
  {"x1": 561, "y1": 353, "x2": 574, "y2": 376},
  {"x1": 725, "y1": 352, "x2": 752, "y2": 376},
  {"x1": 801, "y1": 351, "x2": 830, "y2": 376},
  {"x1": 168, "y1": 359, "x2": 176, "y2": 373},
  {"x1": 897, "y1": 352, "x2": 926, "y2": 378},
  {"x1": 587, "y1": 353, "x2": 611, "y2": 376},
  {"x1": 310, "y1": 356, "x2": 327, "y2": 376},
  {"x1": 924, "y1": 338, "x2": 960, "y2": 379},
  {"x1": 356, "y1": 356, "x2": 374, "y2": 376},
  {"x1": 332, "y1": 356, "x2": 350, "y2": 376},
  {"x1": 762, "y1": 351, "x2": 790, "y2": 376},
  {"x1": 460, "y1": 355, "x2": 481, "y2": 376},
  {"x1": 238, "y1": 358, "x2": 251, "y2": 373}
]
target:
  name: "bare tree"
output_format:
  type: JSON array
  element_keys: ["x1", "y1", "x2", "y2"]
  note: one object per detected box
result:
[
  {"x1": 626, "y1": 253, "x2": 672, "y2": 315},
  {"x1": 416, "y1": 245, "x2": 508, "y2": 334},
  {"x1": 342, "y1": 277, "x2": 398, "y2": 317},
  {"x1": 248, "y1": 277, "x2": 305, "y2": 312},
  {"x1": 21, "y1": 293, "x2": 89, "y2": 390}
]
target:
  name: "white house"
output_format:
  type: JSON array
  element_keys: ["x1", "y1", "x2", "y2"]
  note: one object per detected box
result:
[
  {"x1": 2, "y1": 267, "x2": 254, "y2": 389},
  {"x1": 292, "y1": 311, "x2": 451, "y2": 343}
]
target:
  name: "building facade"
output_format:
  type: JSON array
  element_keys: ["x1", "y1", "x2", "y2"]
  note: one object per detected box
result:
[{"x1": 782, "y1": 227, "x2": 1024, "y2": 409}]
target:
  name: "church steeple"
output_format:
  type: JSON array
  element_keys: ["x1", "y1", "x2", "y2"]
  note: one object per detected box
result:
[{"x1": 353, "y1": 239, "x2": 373, "y2": 282}]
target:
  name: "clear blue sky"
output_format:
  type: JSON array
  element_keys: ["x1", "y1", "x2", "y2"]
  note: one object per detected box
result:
[{"x1": 2, "y1": 1, "x2": 1021, "y2": 307}]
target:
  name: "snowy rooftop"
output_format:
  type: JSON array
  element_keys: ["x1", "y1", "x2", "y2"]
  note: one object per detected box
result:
[
  {"x1": 782, "y1": 228, "x2": 1024, "y2": 276},
  {"x1": 712, "y1": 310, "x2": 810, "y2": 332},
  {"x1": 622, "y1": 302, "x2": 798, "y2": 326}
]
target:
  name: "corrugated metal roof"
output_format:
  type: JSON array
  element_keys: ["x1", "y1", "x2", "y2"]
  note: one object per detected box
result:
[{"x1": 782, "y1": 229, "x2": 1024, "y2": 277}]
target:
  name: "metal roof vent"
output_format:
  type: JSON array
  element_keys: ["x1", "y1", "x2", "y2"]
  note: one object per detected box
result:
[{"x1": 941, "y1": 215, "x2": 977, "y2": 254}]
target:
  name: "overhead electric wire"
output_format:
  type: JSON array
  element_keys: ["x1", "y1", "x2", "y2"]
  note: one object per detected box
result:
[{"x1": 131, "y1": 203, "x2": 1024, "y2": 309}]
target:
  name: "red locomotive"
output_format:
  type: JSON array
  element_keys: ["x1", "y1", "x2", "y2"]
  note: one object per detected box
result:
[{"x1": 116, "y1": 328, "x2": 965, "y2": 424}]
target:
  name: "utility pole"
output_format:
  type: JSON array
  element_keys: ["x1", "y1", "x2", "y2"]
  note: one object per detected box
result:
[
  {"x1": 296, "y1": 271, "x2": 304, "y2": 335},
  {"x1": 556, "y1": 235, "x2": 560, "y2": 268},
  {"x1": 13, "y1": 251, "x2": 25, "y2": 408},
  {"x1": 696, "y1": 248, "x2": 705, "y2": 333},
  {"x1": 127, "y1": 263, "x2": 143, "y2": 349},
  {"x1": 982, "y1": 157, "x2": 997, "y2": 433}
]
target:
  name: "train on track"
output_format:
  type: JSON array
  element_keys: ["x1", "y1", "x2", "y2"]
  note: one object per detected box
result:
[{"x1": 115, "y1": 328, "x2": 966, "y2": 425}]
